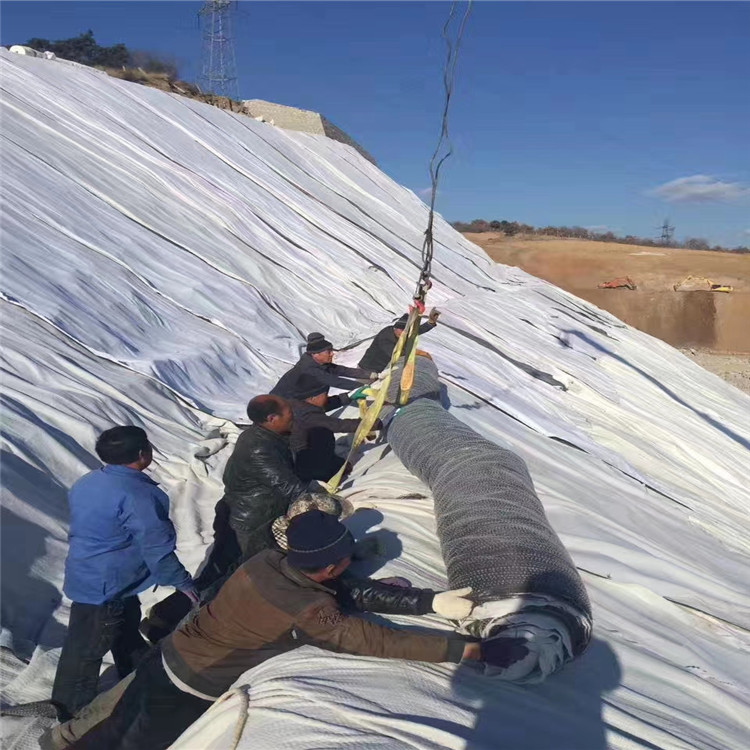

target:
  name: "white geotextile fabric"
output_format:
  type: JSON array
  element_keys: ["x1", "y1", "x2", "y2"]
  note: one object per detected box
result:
[
  {"x1": 1, "y1": 51, "x2": 749, "y2": 749},
  {"x1": 466, "y1": 596, "x2": 588, "y2": 682}
]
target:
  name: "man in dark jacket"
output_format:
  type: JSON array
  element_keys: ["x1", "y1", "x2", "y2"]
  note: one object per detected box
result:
[
  {"x1": 51, "y1": 426, "x2": 196, "y2": 720},
  {"x1": 222, "y1": 395, "x2": 310, "y2": 558},
  {"x1": 272, "y1": 332, "x2": 376, "y2": 399},
  {"x1": 290, "y1": 374, "x2": 372, "y2": 482},
  {"x1": 358, "y1": 309, "x2": 441, "y2": 373},
  {"x1": 69, "y1": 511, "x2": 498, "y2": 750},
  {"x1": 140, "y1": 395, "x2": 309, "y2": 645}
]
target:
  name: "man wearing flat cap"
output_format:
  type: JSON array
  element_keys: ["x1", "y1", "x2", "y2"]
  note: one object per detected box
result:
[{"x1": 272, "y1": 332, "x2": 377, "y2": 399}]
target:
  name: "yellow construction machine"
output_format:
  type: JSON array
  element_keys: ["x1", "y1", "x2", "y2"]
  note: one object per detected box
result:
[{"x1": 673, "y1": 275, "x2": 733, "y2": 293}]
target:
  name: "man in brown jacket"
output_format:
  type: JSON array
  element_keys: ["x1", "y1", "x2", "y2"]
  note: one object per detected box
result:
[{"x1": 69, "y1": 511, "x2": 504, "y2": 750}]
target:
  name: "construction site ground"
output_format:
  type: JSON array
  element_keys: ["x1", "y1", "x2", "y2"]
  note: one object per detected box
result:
[{"x1": 466, "y1": 233, "x2": 750, "y2": 393}]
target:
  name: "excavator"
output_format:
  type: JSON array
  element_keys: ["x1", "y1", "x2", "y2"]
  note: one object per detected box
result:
[
  {"x1": 598, "y1": 277, "x2": 637, "y2": 290},
  {"x1": 673, "y1": 276, "x2": 733, "y2": 293}
]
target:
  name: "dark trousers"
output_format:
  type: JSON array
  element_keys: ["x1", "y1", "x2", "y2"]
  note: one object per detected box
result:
[
  {"x1": 70, "y1": 647, "x2": 210, "y2": 750},
  {"x1": 52, "y1": 596, "x2": 149, "y2": 720},
  {"x1": 294, "y1": 432, "x2": 346, "y2": 482},
  {"x1": 197, "y1": 498, "x2": 242, "y2": 586},
  {"x1": 141, "y1": 499, "x2": 242, "y2": 644}
]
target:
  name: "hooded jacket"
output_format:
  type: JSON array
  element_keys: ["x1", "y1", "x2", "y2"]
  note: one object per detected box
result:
[
  {"x1": 271, "y1": 353, "x2": 373, "y2": 399},
  {"x1": 289, "y1": 395, "x2": 362, "y2": 482},
  {"x1": 161, "y1": 549, "x2": 464, "y2": 699},
  {"x1": 289, "y1": 395, "x2": 361, "y2": 455}
]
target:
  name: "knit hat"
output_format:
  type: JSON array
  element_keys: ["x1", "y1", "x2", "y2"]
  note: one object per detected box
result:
[
  {"x1": 306, "y1": 332, "x2": 333, "y2": 354},
  {"x1": 393, "y1": 314, "x2": 409, "y2": 330},
  {"x1": 272, "y1": 493, "x2": 354, "y2": 550},
  {"x1": 286, "y1": 510, "x2": 355, "y2": 569},
  {"x1": 292, "y1": 373, "x2": 329, "y2": 400}
]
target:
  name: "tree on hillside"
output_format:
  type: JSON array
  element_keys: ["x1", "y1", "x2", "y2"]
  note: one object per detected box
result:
[
  {"x1": 26, "y1": 30, "x2": 129, "y2": 67},
  {"x1": 684, "y1": 237, "x2": 711, "y2": 251},
  {"x1": 22, "y1": 30, "x2": 178, "y2": 78},
  {"x1": 466, "y1": 219, "x2": 491, "y2": 233},
  {"x1": 452, "y1": 217, "x2": 738, "y2": 253}
]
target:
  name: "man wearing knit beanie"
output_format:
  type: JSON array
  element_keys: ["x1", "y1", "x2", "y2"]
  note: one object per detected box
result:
[
  {"x1": 70, "y1": 511, "x2": 529, "y2": 749},
  {"x1": 272, "y1": 332, "x2": 377, "y2": 399},
  {"x1": 359, "y1": 308, "x2": 441, "y2": 373},
  {"x1": 289, "y1": 374, "x2": 379, "y2": 482}
]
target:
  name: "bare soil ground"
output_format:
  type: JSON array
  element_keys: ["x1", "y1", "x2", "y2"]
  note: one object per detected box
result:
[
  {"x1": 467, "y1": 233, "x2": 749, "y2": 294},
  {"x1": 467, "y1": 233, "x2": 749, "y2": 355},
  {"x1": 101, "y1": 68, "x2": 246, "y2": 113},
  {"x1": 466, "y1": 232, "x2": 750, "y2": 392}
]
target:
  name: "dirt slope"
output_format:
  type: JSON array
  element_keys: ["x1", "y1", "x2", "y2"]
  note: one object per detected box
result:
[
  {"x1": 467, "y1": 233, "x2": 748, "y2": 292},
  {"x1": 467, "y1": 233, "x2": 750, "y2": 355}
]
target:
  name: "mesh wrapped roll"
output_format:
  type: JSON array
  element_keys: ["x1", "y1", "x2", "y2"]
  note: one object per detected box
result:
[{"x1": 384, "y1": 357, "x2": 592, "y2": 678}]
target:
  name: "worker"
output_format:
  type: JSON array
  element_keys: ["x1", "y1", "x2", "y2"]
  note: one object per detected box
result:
[
  {"x1": 221, "y1": 394, "x2": 312, "y2": 559},
  {"x1": 51, "y1": 426, "x2": 196, "y2": 721},
  {"x1": 358, "y1": 309, "x2": 441, "y2": 373},
  {"x1": 40, "y1": 497, "x2": 356, "y2": 750},
  {"x1": 290, "y1": 374, "x2": 373, "y2": 482},
  {"x1": 68, "y1": 510, "x2": 517, "y2": 750},
  {"x1": 140, "y1": 394, "x2": 311, "y2": 644},
  {"x1": 271, "y1": 332, "x2": 377, "y2": 399}
]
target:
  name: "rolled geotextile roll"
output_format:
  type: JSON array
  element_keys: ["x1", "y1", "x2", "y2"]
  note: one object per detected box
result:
[{"x1": 384, "y1": 357, "x2": 592, "y2": 679}]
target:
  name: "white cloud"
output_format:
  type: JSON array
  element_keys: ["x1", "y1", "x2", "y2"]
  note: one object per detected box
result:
[{"x1": 648, "y1": 175, "x2": 749, "y2": 203}]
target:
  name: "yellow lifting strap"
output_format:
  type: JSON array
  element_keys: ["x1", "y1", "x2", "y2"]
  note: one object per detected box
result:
[
  {"x1": 324, "y1": 308, "x2": 422, "y2": 493},
  {"x1": 323, "y1": 2, "x2": 473, "y2": 492}
]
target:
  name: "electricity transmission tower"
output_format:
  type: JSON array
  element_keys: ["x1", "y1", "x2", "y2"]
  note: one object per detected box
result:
[
  {"x1": 658, "y1": 218, "x2": 675, "y2": 246},
  {"x1": 198, "y1": 0, "x2": 239, "y2": 99}
]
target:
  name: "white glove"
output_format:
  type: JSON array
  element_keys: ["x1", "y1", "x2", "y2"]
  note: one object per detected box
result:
[{"x1": 432, "y1": 587, "x2": 474, "y2": 620}]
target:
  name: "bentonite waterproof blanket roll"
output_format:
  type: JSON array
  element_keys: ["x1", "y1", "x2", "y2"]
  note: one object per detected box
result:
[{"x1": 384, "y1": 356, "x2": 592, "y2": 680}]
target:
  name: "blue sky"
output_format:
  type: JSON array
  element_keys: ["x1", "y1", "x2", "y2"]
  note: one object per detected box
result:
[{"x1": 2, "y1": 1, "x2": 748, "y2": 246}]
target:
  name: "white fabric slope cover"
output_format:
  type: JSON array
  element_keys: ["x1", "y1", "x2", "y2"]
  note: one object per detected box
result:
[{"x1": 1, "y1": 50, "x2": 749, "y2": 750}]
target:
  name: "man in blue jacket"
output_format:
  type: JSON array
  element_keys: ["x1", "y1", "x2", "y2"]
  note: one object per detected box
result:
[{"x1": 51, "y1": 426, "x2": 196, "y2": 720}]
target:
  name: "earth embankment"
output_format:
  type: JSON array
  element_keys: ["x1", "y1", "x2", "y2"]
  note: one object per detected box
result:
[{"x1": 468, "y1": 233, "x2": 749, "y2": 354}]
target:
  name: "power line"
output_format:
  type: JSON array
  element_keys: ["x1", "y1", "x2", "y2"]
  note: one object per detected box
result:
[
  {"x1": 415, "y1": 0, "x2": 473, "y2": 305},
  {"x1": 658, "y1": 217, "x2": 675, "y2": 246}
]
